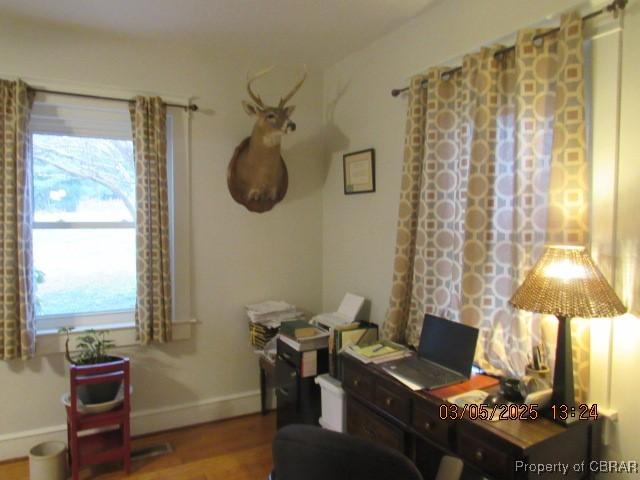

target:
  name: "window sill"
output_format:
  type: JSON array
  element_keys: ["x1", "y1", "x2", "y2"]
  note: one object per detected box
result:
[
  {"x1": 36, "y1": 310, "x2": 135, "y2": 332},
  {"x1": 35, "y1": 318, "x2": 197, "y2": 357}
]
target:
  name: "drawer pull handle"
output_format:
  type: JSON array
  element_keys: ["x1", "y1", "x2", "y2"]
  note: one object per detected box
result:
[
  {"x1": 423, "y1": 421, "x2": 432, "y2": 431},
  {"x1": 281, "y1": 352, "x2": 292, "y2": 361},
  {"x1": 385, "y1": 397, "x2": 393, "y2": 407},
  {"x1": 290, "y1": 372, "x2": 297, "y2": 378},
  {"x1": 474, "y1": 449, "x2": 484, "y2": 462},
  {"x1": 277, "y1": 387, "x2": 289, "y2": 397},
  {"x1": 353, "y1": 379, "x2": 360, "y2": 387}
]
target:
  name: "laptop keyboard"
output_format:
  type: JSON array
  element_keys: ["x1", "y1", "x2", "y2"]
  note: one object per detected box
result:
[
  {"x1": 392, "y1": 358, "x2": 461, "y2": 388},
  {"x1": 414, "y1": 364, "x2": 457, "y2": 384}
]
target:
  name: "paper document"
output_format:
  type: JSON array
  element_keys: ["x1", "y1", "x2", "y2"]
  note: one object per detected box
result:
[
  {"x1": 301, "y1": 351, "x2": 318, "y2": 378},
  {"x1": 312, "y1": 292, "x2": 366, "y2": 329},
  {"x1": 246, "y1": 300, "x2": 293, "y2": 315},
  {"x1": 337, "y1": 293, "x2": 365, "y2": 321},
  {"x1": 313, "y1": 313, "x2": 351, "y2": 329}
]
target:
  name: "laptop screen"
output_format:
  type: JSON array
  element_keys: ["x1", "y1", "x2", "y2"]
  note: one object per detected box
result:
[{"x1": 418, "y1": 314, "x2": 479, "y2": 378}]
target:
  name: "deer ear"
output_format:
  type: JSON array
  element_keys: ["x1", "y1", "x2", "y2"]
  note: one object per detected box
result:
[
  {"x1": 242, "y1": 101, "x2": 261, "y2": 116},
  {"x1": 283, "y1": 105, "x2": 296, "y2": 117}
]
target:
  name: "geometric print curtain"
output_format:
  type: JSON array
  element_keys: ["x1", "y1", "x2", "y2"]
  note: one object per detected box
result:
[
  {"x1": 0, "y1": 79, "x2": 36, "y2": 360},
  {"x1": 381, "y1": 75, "x2": 429, "y2": 343},
  {"x1": 382, "y1": 13, "x2": 590, "y2": 401},
  {"x1": 129, "y1": 97, "x2": 172, "y2": 344}
]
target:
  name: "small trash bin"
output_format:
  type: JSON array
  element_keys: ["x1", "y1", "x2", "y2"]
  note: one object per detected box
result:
[
  {"x1": 29, "y1": 441, "x2": 67, "y2": 480},
  {"x1": 315, "y1": 373, "x2": 346, "y2": 432}
]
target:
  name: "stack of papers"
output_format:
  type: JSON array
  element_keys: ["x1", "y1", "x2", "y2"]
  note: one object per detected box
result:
[
  {"x1": 246, "y1": 300, "x2": 306, "y2": 329},
  {"x1": 247, "y1": 300, "x2": 306, "y2": 349},
  {"x1": 249, "y1": 322, "x2": 279, "y2": 349},
  {"x1": 343, "y1": 340, "x2": 411, "y2": 364}
]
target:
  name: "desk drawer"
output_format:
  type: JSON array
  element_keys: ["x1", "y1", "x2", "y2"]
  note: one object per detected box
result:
[
  {"x1": 458, "y1": 425, "x2": 514, "y2": 480},
  {"x1": 412, "y1": 401, "x2": 451, "y2": 449},
  {"x1": 277, "y1": 338, "x2": 302, "y2": 368},
  {"x1": 275, "y1": 356, "x2": 299, "y2": 429},
  {"x1": 342, "y1": 360, "x2": 374, "y2": 400},
  {"x1": 275, "y1": 357, "x2": 298, "y2": 405},
  {"x1": 374, "y1": 380, "x2": 410, "y2": 424},
  {"x1": 347, "y1": 397, "x2": 404, "y2": 453}
]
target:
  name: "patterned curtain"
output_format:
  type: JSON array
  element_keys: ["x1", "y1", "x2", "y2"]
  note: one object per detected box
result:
[
  {"x1": 382, "y1": 13, "x2": 590, "y2": 400},
  {"x1": 0, "y1": 79, "x2": 35, "y2": 360},
  {"x1": 129, "y1": 97, "x2": 172, "y2": 344},
  {"x1": 381, "y1": 76, "x2": 428, "y2": 342}
]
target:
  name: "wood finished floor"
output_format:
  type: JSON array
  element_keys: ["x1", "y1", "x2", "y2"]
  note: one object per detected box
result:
[{"x1": 0, "y1": 412, "x2": 276, "y2": 480}]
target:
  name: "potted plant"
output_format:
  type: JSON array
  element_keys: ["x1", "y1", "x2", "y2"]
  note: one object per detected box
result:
[{"x1": 60, "y1": 328, "x2": 121, "y2": 405}]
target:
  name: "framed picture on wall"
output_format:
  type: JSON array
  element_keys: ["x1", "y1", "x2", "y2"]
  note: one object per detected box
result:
[{"x1": 343, "y1": 148, "x2": 375, "y2": 194}]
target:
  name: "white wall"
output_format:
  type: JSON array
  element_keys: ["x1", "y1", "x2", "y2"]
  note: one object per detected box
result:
[
  {"x1": 587, "y1": 5, "x2": 640, "y2": 470},
  {"x1": 606, "y1": 0, "x2": 640, "y2": 468},
  {"x1": 322, "y1": 0, "x2": 639, "y2": 469},
  {"x1": 0, "y1": 14, "x2": 325, "y2": 459}
]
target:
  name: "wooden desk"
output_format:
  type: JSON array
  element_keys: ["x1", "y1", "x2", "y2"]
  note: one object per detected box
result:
[{"x1": 341, "y1": 355, "x2": 602, "y2": 480}]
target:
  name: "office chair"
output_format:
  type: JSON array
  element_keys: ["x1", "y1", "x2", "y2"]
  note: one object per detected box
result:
[{"x1": 270, "y1": 425, "x2": 463, "y2": 480}]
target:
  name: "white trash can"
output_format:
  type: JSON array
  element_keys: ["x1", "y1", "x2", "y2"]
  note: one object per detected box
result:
[
  {"x1": 315, "y1": 374, "x2": 346, "y2": 432},
  {"x1": 29, "y1": 441, "x2": 67, "y2": 480}
]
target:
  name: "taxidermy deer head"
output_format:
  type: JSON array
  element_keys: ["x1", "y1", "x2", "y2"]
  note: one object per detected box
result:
[{"x1": 227, "y1": 66, "x2": 307, "y2": 213}]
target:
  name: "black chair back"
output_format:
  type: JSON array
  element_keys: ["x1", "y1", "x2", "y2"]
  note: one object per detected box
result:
[{"x1": 272, "y1": 425, "x2": 423, "y2": 480}]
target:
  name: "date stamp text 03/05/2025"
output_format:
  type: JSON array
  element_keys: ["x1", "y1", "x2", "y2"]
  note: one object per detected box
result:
[{"x1": 438, "y1": 403, "x2": 599, "y2": 421}]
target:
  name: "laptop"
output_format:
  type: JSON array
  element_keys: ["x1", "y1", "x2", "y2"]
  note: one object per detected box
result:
[{"x1": 382, "y1": 314, "x2": 479, "y2": 390}]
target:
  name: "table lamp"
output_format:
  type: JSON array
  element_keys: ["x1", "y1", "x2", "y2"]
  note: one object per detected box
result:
[{"x1": 509, "y1": 245, "x2": 625, "y2": 424}]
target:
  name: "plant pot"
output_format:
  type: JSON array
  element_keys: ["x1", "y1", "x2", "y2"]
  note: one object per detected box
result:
[
  {"x1": 73, "y1": 356, "x2": 124, "y2": 405},
  {"x1": 62, "y1": 383, "x2": 132, "y2": 414},
  {"x1": 77, "y1": 381, "x2": 121, "y2": 404}
]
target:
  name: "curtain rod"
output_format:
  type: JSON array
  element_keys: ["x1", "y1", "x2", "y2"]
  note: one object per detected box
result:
[
  {"x1": 390, "y1": 0, "x2": 627, "y2": 97},
  {"x1": 32, "y1": 88, "x2": 199, "y2": 112}
]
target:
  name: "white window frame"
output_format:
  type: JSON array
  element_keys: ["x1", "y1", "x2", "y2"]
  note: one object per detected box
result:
[{"x1": 30, "y1": 94, "x2": 178, "y2": 333}]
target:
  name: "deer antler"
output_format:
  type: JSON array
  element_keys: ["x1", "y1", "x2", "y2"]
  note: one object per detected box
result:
[
  {"x1": 246, "y1": 65, "x2": 275, "y2": 108},
  {"x1": 278, "y1": 66, "x2": 308, "y2": 108}
]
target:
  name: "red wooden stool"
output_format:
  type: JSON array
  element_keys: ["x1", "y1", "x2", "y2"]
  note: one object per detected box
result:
[{"x1": 65, "y1": 356, "x2": 131, "y2": 479}]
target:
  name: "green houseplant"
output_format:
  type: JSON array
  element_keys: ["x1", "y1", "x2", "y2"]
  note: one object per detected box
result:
[{"x1": 60, "y1": 328, "x2": 121, "y2": 404}]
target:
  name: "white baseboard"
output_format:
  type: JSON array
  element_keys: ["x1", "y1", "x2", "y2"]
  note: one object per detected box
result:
[{"x1": 0, "y1": 389, "x2": 262, "y2": 462}]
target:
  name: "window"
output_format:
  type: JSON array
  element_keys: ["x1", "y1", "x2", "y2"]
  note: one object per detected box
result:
[
  {"x1": 30, "y1": 93, "x2": 190, "y2": 334},
  {"x1": 33, "y1": 133, "x2": 136, "y2": 329},
  {"x1": 30, "y1": 97, "x2": 141, "y2": 331}
]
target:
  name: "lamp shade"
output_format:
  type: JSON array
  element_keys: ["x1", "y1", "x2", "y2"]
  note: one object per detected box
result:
[{"x1": 509, "y1": 245, "x2": 626, "y2": 318}]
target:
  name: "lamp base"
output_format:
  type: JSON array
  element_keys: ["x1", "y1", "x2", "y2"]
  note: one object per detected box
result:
[
  {"x1": 542, "y1": 405, "x2": 578, "y2": 426},
  {"x1": 546, "y1": 315, "x2": 577, "y2": 426}
]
